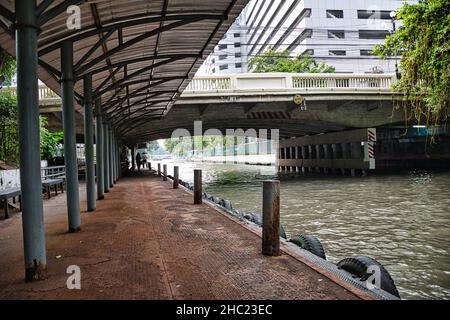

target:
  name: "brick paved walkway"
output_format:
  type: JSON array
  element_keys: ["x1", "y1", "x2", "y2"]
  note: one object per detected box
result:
[{"x1": 0, "y1": 171, "x2": 358, "y2": 299}]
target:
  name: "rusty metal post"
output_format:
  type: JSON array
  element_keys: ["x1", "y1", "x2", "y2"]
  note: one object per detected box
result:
[
  {"x1": 173, "y1": 166, "x2": 179, "y2": 189},
  {"x1": 262, "y1": 180, "x2": 281, "y2": 256},
  {"x1": 194, "y1": 169, "x2": 202, "y2": 204},
  {"x1": 157, "y1": 163, "x2": 161, "y2": 177},
  {"x1": 163, "y1": 164, "x2": 167, "y2": 181}
]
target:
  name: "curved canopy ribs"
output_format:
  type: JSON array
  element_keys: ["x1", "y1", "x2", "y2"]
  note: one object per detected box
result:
[{"x1": 0, "y1": 0, "x2": 247, "y2": 143}]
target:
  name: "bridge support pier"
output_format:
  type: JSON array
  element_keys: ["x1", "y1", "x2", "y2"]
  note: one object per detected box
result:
[
  {"x1": 84, "y1": 75, "x2": 95, "y2": 212},
  {"x1": 16, "y1": 0, "x2": 47, "y2": 281},
  {"x1": 278, "y1": 129, "x2": 376, "y2": 176},
  {"x1": 61, "y1": 41, "x2": 81, "y2": 233},
  {"x1": 95, "y1": 98, "x2": 104, "y2": 200}
]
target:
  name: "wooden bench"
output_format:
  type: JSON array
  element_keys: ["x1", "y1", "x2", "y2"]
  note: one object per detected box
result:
[
  {"x1": 0, "y1": 187, "x2": 21, "y2": 219},
  {"x1": 42, "y1": 178, "x2": 64, "y2": 199}
]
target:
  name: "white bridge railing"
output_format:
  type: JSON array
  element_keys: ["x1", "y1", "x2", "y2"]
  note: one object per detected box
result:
[
  {"x1": 183, "y1": 73, "x2": 396, "y2": 93},
  {"x1": 2, "y1": 84, "x2": 59, "y2": 100},
  {"x1": 1, "y1": 73, "x2": 396, "y2": 102}
]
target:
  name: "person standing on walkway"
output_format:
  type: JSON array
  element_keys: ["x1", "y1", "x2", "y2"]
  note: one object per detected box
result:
[{"x1": 136, "y1": 152, "x2": 142, "y2": 172}]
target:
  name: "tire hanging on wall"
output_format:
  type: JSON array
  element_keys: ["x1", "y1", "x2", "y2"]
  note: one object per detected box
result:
[
  {"x1": 290, "y1": 234, "x2": 326, "y2": 260},
  {"x1": 337, "y1": 256, "x2": 400, "y2": 298}
]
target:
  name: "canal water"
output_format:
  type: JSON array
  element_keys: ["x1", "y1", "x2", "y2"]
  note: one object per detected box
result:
[{"x1": 157, "y1": 160, "x2": 450, "y2": 300}]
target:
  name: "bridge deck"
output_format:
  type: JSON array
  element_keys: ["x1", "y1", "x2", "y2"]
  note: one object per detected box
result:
[{"x1": 0, "y1": 172, "x2": 357, "y2": 300}]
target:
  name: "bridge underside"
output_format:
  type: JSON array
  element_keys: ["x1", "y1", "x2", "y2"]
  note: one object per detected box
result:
[{"x1": 126, "y1": 96, "x2": 407, "y2": 143}]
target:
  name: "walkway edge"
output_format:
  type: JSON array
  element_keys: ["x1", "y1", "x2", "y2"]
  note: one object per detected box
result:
[{"x1": 175, "y1": 182, "x2": 374, "y2": 300}]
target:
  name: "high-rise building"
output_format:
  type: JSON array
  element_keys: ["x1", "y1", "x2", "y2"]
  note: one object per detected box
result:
[{"x1": 197, "y1": 0, "x2": 416, "y2": 75}]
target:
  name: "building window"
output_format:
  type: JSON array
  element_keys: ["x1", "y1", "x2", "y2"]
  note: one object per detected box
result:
[
  {"x1": 326, "y1": 10, "x2": 343, "y2": 18},
  {"x1": 219, "y1": 64, "x2": 228, "y2": 70},
  {"x1": 212, "y1": 58, "x2": 215, "y2": 64},
  {"x1": 218, "y1": 44, "x2": 227, "y2": 50},
  {"x1": 235, "y1": 52, "x2": 241, "y2": 58},
  {"x1": 219, "y1": 54, "x2": 227, "y2": 60},
  {"x1": 212, "y1": 68, "x2": 215, "y2": 74},
  {"x1": 234, "y1": 42, "x2": 241, "y2": 48},
  {"x1": 360, "y1": 50, "x2": 376, "y2": 56},
  {"x1": 359, "y1": 30, "x2": 390, "y2": 39},
  {"x1": 329, "y1": 50, "x2": 346, "y2": 56},
  {"x1": 235, "y1": 63, "x2": 242, "y2": 68},
  {"x1": 357, "y1": 10, "x2": 392, "y2": 20},
  {"x1": 234, "y1": 33, "x2": 240, "y2": 38},
  {"x1": 328, "y1": 30, "x2": 345, "y2": 39}
]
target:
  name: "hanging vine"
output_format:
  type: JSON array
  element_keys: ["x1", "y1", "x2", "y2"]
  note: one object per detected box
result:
[{"x1": 373, "y1": 0, "x2": 450, "y2": 128}]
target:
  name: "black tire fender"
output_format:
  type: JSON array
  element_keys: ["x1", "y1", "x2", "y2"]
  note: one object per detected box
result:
[
  {"x1": 337, "y1": 256, "x2": 400, "y2": 298},
  {"x1": 290, "y1": 234, "x2": 326, "y2": 260}
]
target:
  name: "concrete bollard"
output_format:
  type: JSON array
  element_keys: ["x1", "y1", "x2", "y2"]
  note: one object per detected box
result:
[
  {"x1": 262, "y1": 180, "x2": 281, "y2": 256},
  {"x1": 173, "y1": 166, "x2": 179, "y2": 189},
  {"x1": 163, "y1": 164, "x2": 167, "y2": 181},
  {"x1": 194, "y1": 169, "x2": 202, "y2": 204},
  {"x1": 157, "y1": 163, "x2": 161, "y2": 177}
]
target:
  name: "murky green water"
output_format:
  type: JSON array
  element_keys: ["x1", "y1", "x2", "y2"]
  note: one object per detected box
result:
[{"x1": 159, "y1": 160, "x2": 450, "y2": 300}]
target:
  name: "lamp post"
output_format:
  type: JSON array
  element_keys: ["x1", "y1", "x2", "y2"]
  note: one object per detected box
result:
[{"x1": 390, "y1": 10, "x2": 400, "y2": 79}]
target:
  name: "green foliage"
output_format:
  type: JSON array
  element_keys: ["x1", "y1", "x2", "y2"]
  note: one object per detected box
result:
[
  {"x1": 0, "y1": 90, "x2": 63, "y2": 164},
  {"x1": 0, "y1": 49, "x2": 16, "y2": 84},
  {"x1": 248, "y1": 49, "x2": 335, "y2": 73},
  {"x1": 0, "y1": 91, "x2": 19, "y2": 165},
  {"x1": 373, "y1": 0, "x2": 450, "y2": 125},
  {"x1": 147, "y1": 140, "x2": 159, "y2": 153},
  {"x1": 39, "y1": 116, "x2": 64, "y2": 162}
]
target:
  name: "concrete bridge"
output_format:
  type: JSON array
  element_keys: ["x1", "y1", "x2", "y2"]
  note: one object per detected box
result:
[{"x1": 3, "y1": 72, "x2": 403, "y2": 140}]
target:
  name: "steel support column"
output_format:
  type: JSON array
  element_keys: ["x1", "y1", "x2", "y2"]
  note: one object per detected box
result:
[
  {"x1": 95, "y1": 98, "x2": 104, "y2": 200},
  {"x1": 109, "y1": 128, "x2": 114, "y2": 188},
  {"x1": 61, "y1": 41, "x2": 81, "y2": 232},
  {"x1": 16, "y1": 0, "x2": 47, "y2": 281},
  {"x1": 83, "y1": 74, "x2": 95, "y2": 211},
  {"x1": 131, "y1": 145, "x2": 136, "y2": 170},
  {"x1": 103, "y1": 121, "x2": 110, "y2": 193},
  {"x1": 112, "y1": 134, "x2": 117, "y2": 183}
]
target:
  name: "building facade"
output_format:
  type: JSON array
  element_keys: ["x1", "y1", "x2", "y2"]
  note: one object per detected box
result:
[{"x1": 197, "y1": 0, "x2": 415, "y2": 75}]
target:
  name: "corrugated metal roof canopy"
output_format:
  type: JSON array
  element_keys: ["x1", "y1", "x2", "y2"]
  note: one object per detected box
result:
[{"x1": 0, "y1": 0, "x2": 247, "y2": 143}]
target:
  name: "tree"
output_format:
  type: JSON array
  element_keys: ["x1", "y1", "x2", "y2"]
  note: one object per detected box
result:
[
  {"x1": 0, "y1": 91, "x2": 19, "y2": 164},
  {"x1": 0, "y1": 90, "x2": 63, "y2": 165},
  {"x1": 248, "y1": 49, "x2": 335, "y2": 73},
  {"x1": 147, "y1": 140, "x2": 159, "y2": 153},
  {"x1": 0, "y1": 48, "x2": 16, "y2": 85},
  {"x1": 40, "y1": 116, "x2": 64, "y2": 162},
  {"x1": 373, "y1": 0, "x2": 450, "y2": 125}
]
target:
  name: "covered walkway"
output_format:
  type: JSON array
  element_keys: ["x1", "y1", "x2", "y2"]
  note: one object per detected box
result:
[{"x1": 0, "y1": 172, "x2": 357, "y2": 299}]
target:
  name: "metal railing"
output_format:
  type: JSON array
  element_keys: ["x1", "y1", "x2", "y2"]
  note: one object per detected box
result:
[{"x1": 41, "y1": 165, "x2": 66, "y2": 180}]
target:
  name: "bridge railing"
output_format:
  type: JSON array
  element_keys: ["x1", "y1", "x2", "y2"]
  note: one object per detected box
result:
[
  {"x1": 183, "y1": 73, "x2": 396, "y2": 93},
  {"x1": 1, "y1": 73, "x2": 396, "y2": 101},
  {"x1": 2, "y1": 84, "x2": 59, "y2": 100}
]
